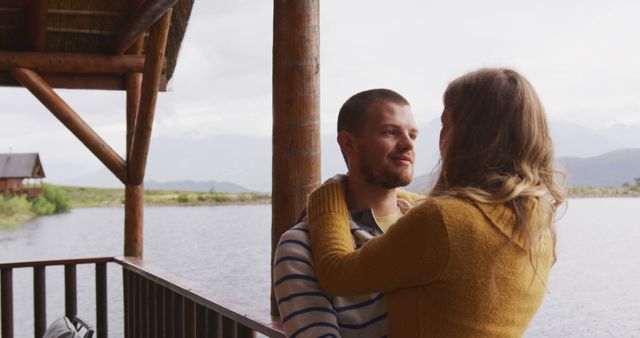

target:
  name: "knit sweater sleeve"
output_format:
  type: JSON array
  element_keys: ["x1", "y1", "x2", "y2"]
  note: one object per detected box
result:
[{"x1": 307, "y1": 182, "x2": 449, "y2": 296}]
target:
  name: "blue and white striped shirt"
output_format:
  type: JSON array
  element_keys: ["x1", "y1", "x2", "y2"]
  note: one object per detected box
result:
[{"x1": 274, "y1": 198, "x2": 414, "y2": 338}]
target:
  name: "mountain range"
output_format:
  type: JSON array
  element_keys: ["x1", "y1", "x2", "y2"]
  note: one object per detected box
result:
[
  {"x1": 144, "y1": 180, "x2": 250, "y2": 193},
  {"x1": 54, "y1": 119, "x2": 640, "y2": 191},
  {"x1": 408, "y1": 148, "x2": 640, "y2": 192}
]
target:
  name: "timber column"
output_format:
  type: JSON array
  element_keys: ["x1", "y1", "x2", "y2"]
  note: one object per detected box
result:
[
  {"x1": 271, "y1": 0, "x2": 320, "y2": 315},
  {"x1": 124, "y1": 7, "x2": 173, "y2": 258}
]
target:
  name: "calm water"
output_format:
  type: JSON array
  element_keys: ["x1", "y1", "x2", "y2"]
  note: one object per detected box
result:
[{"x1": 1, "y1": 200, "x2": 639, "y2": 337}]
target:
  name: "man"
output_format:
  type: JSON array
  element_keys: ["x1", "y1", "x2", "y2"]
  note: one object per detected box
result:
[{"x1": 273, "y1": 89, "x2": 422, "y2": 337}]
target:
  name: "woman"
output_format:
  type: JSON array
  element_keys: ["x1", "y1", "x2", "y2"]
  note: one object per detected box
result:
[{"x1": 307, "y1": 68, "x2": 565, "y2": 337}]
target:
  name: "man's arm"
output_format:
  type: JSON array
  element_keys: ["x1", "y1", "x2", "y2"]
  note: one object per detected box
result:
[{"x1": 274, "y1": 223, "x2": 341, "y2": 338}]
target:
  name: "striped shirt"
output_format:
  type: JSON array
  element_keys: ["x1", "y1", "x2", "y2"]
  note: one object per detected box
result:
[{"x1": 274, "y1": 197, "x2": 414, "y2": 338}]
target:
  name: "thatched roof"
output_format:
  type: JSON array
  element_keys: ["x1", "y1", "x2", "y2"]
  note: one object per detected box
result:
[
  {"x1": 0, "y1": 153, "x2": 45, "y2": 179},
  {"x1": 0, "y1": 0, "x2": 194, "y2": 90}
]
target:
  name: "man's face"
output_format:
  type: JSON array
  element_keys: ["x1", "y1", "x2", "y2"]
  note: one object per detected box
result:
[{"x1": 351, "y1": 102, "x2": 418, "y2": 189}]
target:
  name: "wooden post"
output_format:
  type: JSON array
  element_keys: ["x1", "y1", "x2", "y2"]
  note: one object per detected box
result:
[
  {"x1": 1, "y1": 268, "x2": 13, "y2": 338},
  {"x1": 124, "y1": 184, "x2": 144, "y2": 258},
  {"x1": 34, "y1": 266, "x2": 46, "y2": 338},
  {"x1": 64, "y1": 265, "x2": 77, "y2": 320},
  {"x1": 124, "y1": 0, "x2": 146, "y2": 259},
  {"x1": 271, "y1": 0, "x2": 321, "y2": 315},
  {"x1": 96, "y1": 262, "x2": 108, "y2": 338},
  {"x1": 125, "y1": 7, "x2": 172, "y2": 259}
]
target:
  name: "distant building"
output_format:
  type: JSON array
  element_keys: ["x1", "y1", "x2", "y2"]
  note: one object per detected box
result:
[
  {"x1": 0, "y1": 153, "x2": 45, "y2": 197},
  {"x1": 635, "y1": 177, "x2": 640, "y2": 186}
]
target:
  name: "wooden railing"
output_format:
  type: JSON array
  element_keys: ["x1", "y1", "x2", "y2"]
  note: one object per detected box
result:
[
  {"x1": 0, "y1": 257, "x2": 284, "y2": 338},
  {"x1": 0, "y1": 257, "x2": 112, "y2": 338}
]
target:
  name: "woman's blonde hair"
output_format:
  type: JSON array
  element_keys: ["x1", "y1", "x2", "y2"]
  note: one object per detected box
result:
[{"x1": 432, "y1": 68, "x2": 565, "y2": 264}]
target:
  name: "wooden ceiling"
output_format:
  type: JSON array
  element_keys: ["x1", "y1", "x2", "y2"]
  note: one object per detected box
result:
[{"x1": 0, "y1": 0, "x2": 194, "y2": 91}]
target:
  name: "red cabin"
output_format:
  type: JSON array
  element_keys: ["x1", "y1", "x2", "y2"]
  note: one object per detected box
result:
[{"x1": 0, "y1": 153, "x2": 45, "y2": 198}]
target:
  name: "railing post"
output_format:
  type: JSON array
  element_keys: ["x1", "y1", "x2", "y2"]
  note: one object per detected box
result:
[
  {"x1": 140, "y1": 274, "x2": 147, "y2": 338},
  {"x1": 195, "y1": 304, "x2": 206, "y2": 338},
  {"x1": 237, "y1": 323, "x2": 256, "y2": 338},
  {"x1": 271, "y1": 0, "x2": 321, "y2": 316},
  {"x1": 1, "y1": 268, "x2": 14, "y2": 338},
  {"x1": 155, "y1": 282, "x2": 164, "y2": 337},
  {"x1": 148, "y1": 280, "x2": 156, "y2": 338},
  {"x1": 174, "y1": 294, "x2": 184, "y2": 337},
  {"x1": 222, "y1": 316, "x2": 237, "y2": 338},
  {"x1": 124, "y1": 269, "x2": 132, "y2": 338},
  {"x1": 205, "y1": 309, "x2": 221, "y2": 337},
  {"x1": 34, "y1": 266, "x2": 46, "y2": 338},
  {"x1": 184, "y1": 298, "x2": 195, "y2": 338},
  {"x1": 64, "y1": 264, "x2": 77, "y2": 320},
  {"x1": 164, "y1": 288, "x2": 174, "y2": 338},
  {"x1": 96, "y1": 262, "x2": 108, "y2": 338}
]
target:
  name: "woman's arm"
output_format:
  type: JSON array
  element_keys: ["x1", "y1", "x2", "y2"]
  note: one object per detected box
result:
[{"x1": 307, "y1": 182, "x2": 450, "y2": 296}]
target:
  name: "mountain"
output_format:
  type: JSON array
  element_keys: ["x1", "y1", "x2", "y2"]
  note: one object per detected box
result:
[
  {"x1": 407, "y1": 148, "x2": 640, "y2": 191},
  {"x1": 144, "y1": 180, "x2": 251, "y2": 193},
  {"x1": 47, "y1": 120, "x2": 640, "y2": 191},
  {"x1": 549, "y1": 120, "x2": 626, "y2": 157},
  {"x1": 557, "y1": 148, "x2": 640, "y2": 187}
]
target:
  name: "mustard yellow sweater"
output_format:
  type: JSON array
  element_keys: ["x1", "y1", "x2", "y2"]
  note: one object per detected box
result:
[{"x1": 307, "y1": 183, "x2": 554, "y2": 338}]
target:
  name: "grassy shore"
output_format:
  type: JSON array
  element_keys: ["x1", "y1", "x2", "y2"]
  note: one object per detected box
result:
[
  {"x1": 566, "y1": 186, "x2": 640, "y2": 198},
  {"x1": 59, "y1": 186, "x2": 271, "y2": 208},
  {"x1": 3, "y1": 184, "x2": 638, "y2": 230},
  {"x1": 0, "y1": 185, "x2": 270, "y2": 229}
]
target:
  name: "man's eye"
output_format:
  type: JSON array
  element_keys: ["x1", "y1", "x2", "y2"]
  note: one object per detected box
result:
[{"x1": 384, "y1": 130, "x2": 397, "y2": 136}]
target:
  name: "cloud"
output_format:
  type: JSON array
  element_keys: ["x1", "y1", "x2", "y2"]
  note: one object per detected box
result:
[{"x1": 2, "y1": 0, "x2": 638, "y2": 186}]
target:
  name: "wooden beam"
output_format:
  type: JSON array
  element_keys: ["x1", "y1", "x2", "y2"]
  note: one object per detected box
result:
[
  {"x1": 24, "y1": 0, "x2": 47, "y2": 51},
  {"x1": 0, "y1": 72, "x2": 167, "y2": 91},
  {"x1": 271, "y1": 0, "x2": 321, "y2": 316},
  {"x1": 112, "y1": 0, "x2": 178, "y2": 54},
  {"x1": 126, "y1": 74, "x2": 143, "y2": 159},
  {"x1": 9, "y1": 67, "x2": 128, "y2": 184},
  {"x1": 128, "y1": 10, "x2": 172, "y2": 185},
  {"x1": 0, "y1": 52, "x2": 164, "y2": 74}
]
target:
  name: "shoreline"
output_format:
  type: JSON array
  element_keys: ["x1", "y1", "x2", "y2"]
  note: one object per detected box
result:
[
  {"x1": 3, "y1": 186, "x2": 638, "y2": 230},
  {"x1": 565, "y1": 186, "x2": 640, "y2": 198},
  {"x1": 0, "y1": 186, "x2": 270, "y2": 230}
]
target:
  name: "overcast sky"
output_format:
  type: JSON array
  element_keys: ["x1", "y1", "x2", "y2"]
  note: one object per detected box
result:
[{"x1": 1, "y1": 0, "x2": 638, "y2": 188}]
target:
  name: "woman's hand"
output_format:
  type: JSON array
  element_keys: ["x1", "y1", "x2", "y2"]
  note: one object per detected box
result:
[{"x1": 298, "y1": 174, "x2": 347, "y2": 222}]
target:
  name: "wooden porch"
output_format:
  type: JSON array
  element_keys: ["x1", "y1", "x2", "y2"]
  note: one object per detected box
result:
[{"x1": 1, "y1": 0, "x2": 318, "y2": 337}]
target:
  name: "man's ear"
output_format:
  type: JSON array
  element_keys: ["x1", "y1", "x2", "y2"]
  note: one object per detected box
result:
[{"x1": 337, "y1": 131, "x2": 357, "y2": 156}]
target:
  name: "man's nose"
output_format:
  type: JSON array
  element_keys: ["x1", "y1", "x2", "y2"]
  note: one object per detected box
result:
[{"x1": 398, "y1": 132, "x2": 414, "y2": 151}]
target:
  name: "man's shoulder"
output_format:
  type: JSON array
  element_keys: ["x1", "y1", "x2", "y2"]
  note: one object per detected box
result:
[
  {"x1": 279, "y1": 222, "x2": 311, "y2": 241},
  {"x1": 276, "y1": 222, "x2": 312, "y2": 256}
]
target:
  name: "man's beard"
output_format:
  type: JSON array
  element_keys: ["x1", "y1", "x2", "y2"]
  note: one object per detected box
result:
[{"x1": 358, "y1": 152, "x2": 413, "y2": 189}]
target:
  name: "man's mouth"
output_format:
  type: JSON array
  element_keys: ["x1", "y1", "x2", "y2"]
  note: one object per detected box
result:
[{"x1": 390, "y1": 154, "x2": 413, "y2": 166}]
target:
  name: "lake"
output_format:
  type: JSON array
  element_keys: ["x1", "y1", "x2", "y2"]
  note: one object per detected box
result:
[{"x1": 1, "y1": 199, "x2": 639, "y2": 337}]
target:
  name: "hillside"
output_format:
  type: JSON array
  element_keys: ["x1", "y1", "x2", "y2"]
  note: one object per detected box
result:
[
  {"x1": 557, "y1": 148, "x2": 640, "y2": 187},
  {"x1": 407, "y1": 148, "x2": 640, "y2": 191}
]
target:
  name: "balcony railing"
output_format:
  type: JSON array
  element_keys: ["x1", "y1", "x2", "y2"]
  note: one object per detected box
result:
[{"x1": 0, "y1": 257, "x2": 284, "y2": 338}]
